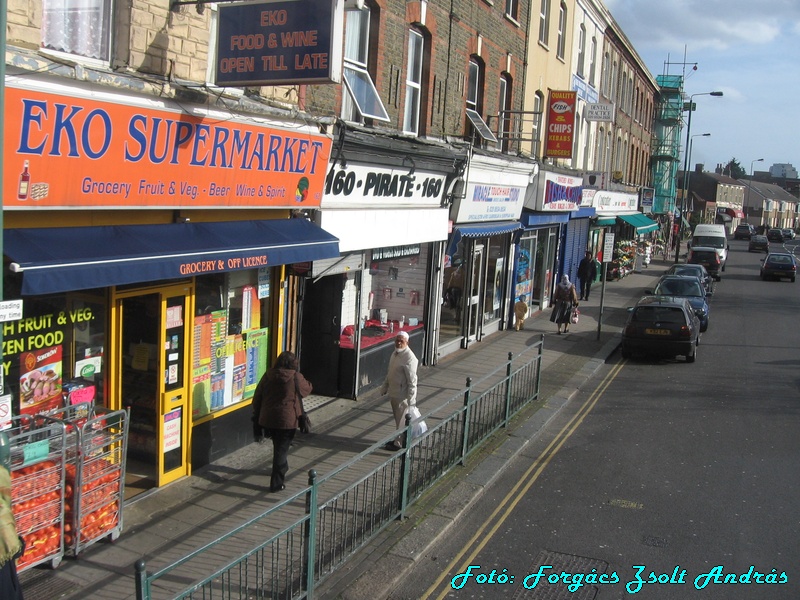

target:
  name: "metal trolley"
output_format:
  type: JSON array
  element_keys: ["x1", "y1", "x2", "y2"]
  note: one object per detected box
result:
[
  {"x1": 7, "y1": 415, "x2": 67, "y2": 572},
  {"x1": 41, "y1": 402, "x2": 129, "y2": 556}
]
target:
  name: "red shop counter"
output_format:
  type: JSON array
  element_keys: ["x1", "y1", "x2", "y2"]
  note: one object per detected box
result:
[{"x1": 338, "y1": 324, "x2": 424, "y2": 398}]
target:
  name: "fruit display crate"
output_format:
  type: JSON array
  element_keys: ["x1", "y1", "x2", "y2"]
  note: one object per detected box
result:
[
  {"x1": 8, "y1": 415, "x2": 67, "y2": 572},
  {"x1": 39, "y1": 402, "x2": 129, "y2": 556}
]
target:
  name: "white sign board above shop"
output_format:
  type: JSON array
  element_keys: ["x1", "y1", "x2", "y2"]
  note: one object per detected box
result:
[
  {"x1": 586, "y1": 103, "x2": 614, "y2": 122},
  {"x1": 320, "y1": 162, "x2": 446, "y2": 209}
]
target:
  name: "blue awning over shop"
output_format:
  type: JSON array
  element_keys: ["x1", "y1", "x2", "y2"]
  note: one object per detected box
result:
[
  {"x1": 520, "y1": 211, "x2": 571, "y2": 228},
  {"x1": 617, "y1": 213, "x2": 659, "y2": 234},
  {"x1": 447, "y1": 220, "x2": 523, "y2": 256},
  {"x1": 5, "y1": 219, "x2": 340, "y2": 296}
]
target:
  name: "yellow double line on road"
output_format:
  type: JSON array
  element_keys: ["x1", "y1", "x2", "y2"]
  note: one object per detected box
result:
[{"x1": 421, "y1": 359, "x2": 627, "y2": 600}]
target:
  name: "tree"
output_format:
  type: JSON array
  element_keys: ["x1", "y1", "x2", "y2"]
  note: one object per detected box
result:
[{"x1": 722, "y1": 158, "x2": 746, "y2": 179}]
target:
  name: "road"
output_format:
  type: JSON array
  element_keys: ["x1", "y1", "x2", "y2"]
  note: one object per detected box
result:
[{"x1": 387, "y1": 238, "x2": 800, "y2": 600}]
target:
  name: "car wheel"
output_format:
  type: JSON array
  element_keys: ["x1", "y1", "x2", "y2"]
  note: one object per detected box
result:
[
  {"x1": 792, "y1": 277, "x2": 796, "y2": 283},
  {"x1": 700, "y1": 322, "x2": 708, "y2": 333},
  {"x1": 686, "y1": 343, "x2": 696, "y2": 363},
  {"x1": 621, "y1": 346, "x2": 631, "y2": 359}
]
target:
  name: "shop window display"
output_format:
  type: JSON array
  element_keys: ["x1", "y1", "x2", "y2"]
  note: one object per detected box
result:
[
  {"x1": 340, "y1": 245, "x2": 427, "y2": 349},
  {"x1": 0, "y1": 288, "x2": 106, "y2": 420},
  {"x1": 191, "y1": 271, "x2": 271, "y2": 420}
]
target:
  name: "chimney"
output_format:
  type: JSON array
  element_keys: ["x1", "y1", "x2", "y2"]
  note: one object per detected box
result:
[{"x1": 694, "y1": 163, "x2": 704, "y2": 173}]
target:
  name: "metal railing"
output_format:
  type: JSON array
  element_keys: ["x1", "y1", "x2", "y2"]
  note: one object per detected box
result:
[{"x1": 135, "y1": 336, "x2": 544, "y2": 599}]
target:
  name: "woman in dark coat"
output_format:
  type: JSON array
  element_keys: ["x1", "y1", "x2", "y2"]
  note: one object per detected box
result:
[
  {"x1": 549, "y1": 274, "x2": 579, "y2": 334},
  {"x1": 252, "y1": 352, "x2": 313, "y2": 492}
]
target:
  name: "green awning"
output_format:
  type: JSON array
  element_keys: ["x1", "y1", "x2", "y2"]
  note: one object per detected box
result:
[
  {"x1": 595, "y1": 217, "x2": 616, "y2": 226},
  {"x1": 617, "y1": 213, "x2": 659, "y2": 234}
]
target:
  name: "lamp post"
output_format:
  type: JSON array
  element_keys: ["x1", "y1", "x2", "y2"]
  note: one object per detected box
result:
[
  {"x1": 748, "y1": 158, "x2": 764, "y2": 229},
  {"x1": 674, "y1": 91, "x2": 723, "y2": 263}
]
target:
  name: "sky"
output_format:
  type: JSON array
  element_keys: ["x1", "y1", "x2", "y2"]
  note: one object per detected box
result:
[{"x1": 603, "y1": 0, "x2": 800, "y2": 177}]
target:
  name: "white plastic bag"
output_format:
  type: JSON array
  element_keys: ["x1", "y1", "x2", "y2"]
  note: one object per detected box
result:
[{"x1": 408, "y1": 406, "x2": 428, "y2": 439}]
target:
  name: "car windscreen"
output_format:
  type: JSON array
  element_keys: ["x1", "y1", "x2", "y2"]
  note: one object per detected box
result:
[
  {"x1": 632, "y1": 307, "x2": 686, "y2": 324},
  {"x1": 693, "y1": 235, "x2": 725, "y2": 249},
  {"x1": 655, "y1": 280, "x2": 703, "y2": 297},
  {"x1": 767, "y1": 255, "x2": 793, "y2": 265}
]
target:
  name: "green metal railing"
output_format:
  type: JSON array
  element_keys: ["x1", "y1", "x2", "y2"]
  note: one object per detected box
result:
[{"x1": 135, "y1": 336, "x2": 544, "y2": 599}]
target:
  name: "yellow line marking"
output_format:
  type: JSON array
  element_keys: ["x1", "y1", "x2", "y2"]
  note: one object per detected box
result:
[{"x1": 421, "y1": 359, "x2": 627, "y2": 600}]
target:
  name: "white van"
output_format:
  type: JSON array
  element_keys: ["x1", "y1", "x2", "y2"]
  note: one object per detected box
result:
[{"x1": 689, "y1": 224, "x2": 729, "y2": 271}]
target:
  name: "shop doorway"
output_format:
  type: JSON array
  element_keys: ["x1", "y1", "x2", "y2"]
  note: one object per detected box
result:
[
  {"x1": 465, "y1": 244, "x2": 484, "y2": 345},
  {"x1": 112, "y1": 283, "x2": 193, "y2": 499},
  {"x1": 299, "y1": 275, "x2": 345, "y2": 397}
]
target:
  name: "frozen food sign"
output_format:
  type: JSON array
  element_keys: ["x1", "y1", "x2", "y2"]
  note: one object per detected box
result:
[
  {"x1": 4, "y1": 84, "x2": 331, "y2": 209},
  {"x1": 216, "y1": 0, "x2": 343, "y2": 86}
]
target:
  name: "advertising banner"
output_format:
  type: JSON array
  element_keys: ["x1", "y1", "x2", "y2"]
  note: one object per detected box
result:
[
  {"x1": 544, "y1": 91, "x2": 577, "y2": 159},
  {"x1": 4, "y1": 83, "x2": 331, "y2": 209}
]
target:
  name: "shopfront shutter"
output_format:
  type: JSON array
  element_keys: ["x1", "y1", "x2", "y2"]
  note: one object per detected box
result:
[{"x1": 562, "y1": 218, "x2": 591, "y2": 283}]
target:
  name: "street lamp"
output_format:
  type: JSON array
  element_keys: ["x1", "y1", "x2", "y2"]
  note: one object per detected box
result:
[
  {"x1": 674, "y1": 91, "x2": 723, "y2": 263},
  {"x1": 748, "y1": 157, "x2": 764, "y2": 228}
]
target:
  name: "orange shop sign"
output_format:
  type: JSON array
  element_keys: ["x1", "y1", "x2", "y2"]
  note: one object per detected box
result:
[{"x1": 4, "y1": 84, "x2": 331, "y2": 209}]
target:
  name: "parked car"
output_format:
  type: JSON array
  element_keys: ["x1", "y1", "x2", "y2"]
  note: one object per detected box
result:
[
  {"x1": 621, "y1": 296, "x2": 699, "y2": 363},
  {"x1": 766, "y1": 229, "x2": 785, "y2": 243},
  {"x1": 760, "y1": 252, "x2": 797, "y2": 282},
  {"x1": 664, "y1": 263, "x2": 714, "y2": 296},
  {"x1": 781, "y1": 228, "x2": 796, "y2": 240},
  {"x1": 734, "y1": 223, "x2": 755, "y2": 240},
  {"x1": 748, "y1": 235, "x2": 770, "y2": 253},
  {"x1": 649, "y1": 274, "x2": 710, "y2": 331},
  {"x1": 689, "y1": 224, "x2": 729, "y2": 272},
  {"x1": 687, "y1": 246, "x2": 722, "y2": 281}
]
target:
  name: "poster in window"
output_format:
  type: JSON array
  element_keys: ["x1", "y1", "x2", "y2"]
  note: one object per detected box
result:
[
  {"x1": 163, "y1": 407, "x2": 182, "y2": 453},
  {"x1": 19, "y1": 346, "x2": 63, "y2": 415}
]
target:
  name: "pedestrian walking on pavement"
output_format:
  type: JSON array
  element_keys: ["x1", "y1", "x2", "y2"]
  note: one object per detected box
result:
[
  {"x1": 0, "y1": 432, "x2": 24, "y2": 600},
  {"x1": 251, "y1": 351, "x2": 313, "y2": 492},
  {"x1": 577, "y1": 251, "x2": 597, "y2": 301},
  {"x1": 381, "y1": 331, "x2": 419, "y2": 450},
  {"x1": 514, "y1": 295, "x2": 529, "y2": 331},
  {"x1": 549, "y1": 274, "x2": 579, "y2": 334}
]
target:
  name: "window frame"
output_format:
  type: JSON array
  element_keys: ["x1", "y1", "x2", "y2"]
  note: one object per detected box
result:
[
  {"x1": 505, "y1": 0, "x2": 519, "y2": 22},
  {"x1": 41, "y1": 0, "x2": 114, "y2": 65},
  {"x1": 538, "y1": 0, "x2": 550, "y2": 45},
  {"x1": 577, "y1": 25, "x2": 586, "y2": 78},
  {"x1": 403, "y1": 29, "x2": 425, "y2": 135},
  {"x1": 556, "y1": 2, "x2": 566, "y2": 60},
  {"x1": 342, "y1": 8, "x2": 390, "y2": 123}
]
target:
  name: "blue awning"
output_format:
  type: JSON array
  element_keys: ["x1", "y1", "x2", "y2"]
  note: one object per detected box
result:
[
  {"x1": 447, "y1": 221, "x2": 523, "y2": 256},
  {"x1": 617, "y1": 213, "x2": 659, "y2": 234},
  {"x1": 6, "y1": 219, "x2": 340, "y2": 295}
]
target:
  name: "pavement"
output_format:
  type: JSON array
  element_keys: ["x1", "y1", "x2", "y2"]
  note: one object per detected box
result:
[{"x1": 18, "y1": 256, "x2": 672, "y2": 600}]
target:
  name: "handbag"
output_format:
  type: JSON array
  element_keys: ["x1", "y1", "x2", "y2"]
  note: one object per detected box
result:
[
  {"x1": 571, "y1": 307, "x2": 580, "y2": 324},
  {"x1": 408, "y1": 406, "x2": 428, "y2": 439},
  {"x1": 295, "y1": 375, "x2": 311, "y2": 434}
]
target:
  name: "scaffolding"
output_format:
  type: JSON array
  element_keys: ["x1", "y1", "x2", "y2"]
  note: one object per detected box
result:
[{"x1": 650, "y1": 74, "x2": 684, "y2": 216}]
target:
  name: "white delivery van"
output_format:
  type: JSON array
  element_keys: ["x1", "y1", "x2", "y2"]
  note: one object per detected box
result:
[{"x1": 689, "y1": 224, "x2": 729, "y2": 271}]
